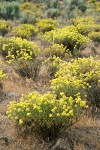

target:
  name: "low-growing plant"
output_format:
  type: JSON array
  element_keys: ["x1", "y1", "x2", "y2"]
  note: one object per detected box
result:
[
  {"x1": 44, "y1": 44, "x2": 67, "y2": 58},
  {"x1": 0, "y1": 59, "x2": 7, "y2": 90},
  {"x1": 20, "y1": 10, "x2": 36, "y2": 24},
  {"x1": 72, "y1": 16, "x2": 100, "y2": 35},
  {"x1": 46, "y1": 8, "x2": 60, "y2": 18},
  {"x1": 36, "y1": 18, "x2": 56, "y2": 33},
  {"x1": 87, "y1": 82, "x2": 100, "y2": 111},
  {"x1": 43, "y1": 56, "x2": 62, "y2": 78},
  {"x1": 13, "y1": 60, "x2": 40, "y2": 79},
  {"x1": 13, "y1": 24, "x2": 36, "y2": 39},
  {"x1": 44, "y1": 25, "x2": 89, "y2": 54},
  {"x1": 0, "y1": 1, "x2": 21, "y2": 20},
  {"x1": 20, "y1": 2, "x2": 44, "y2": 18},
  {"x1": 0, "y1": 37, "x2": 40, "y2": 63},
  {"x1": 6, "y1": 91, "x2": 88, "y2": 139},
  {"x1": 0, "y1": 20, "x2": 12, "y2": 36},
  {"x1": 51, "y1": 56, "x2": 100, "y2": 108}
]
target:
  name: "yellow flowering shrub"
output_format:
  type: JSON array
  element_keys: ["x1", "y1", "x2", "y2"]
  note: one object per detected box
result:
[
  {"x1": 6, "y1": 91, "x2": 88, "y2": 137},
  {"x1": 20, "y1": 2, "x2": 44, "y2": 18},
  {"x1": 0, "y1": 59, "x2": 7, "y2": 89},
  {"x1": 51, "y1": 56, "x2": 100, "y2": 98},
  {"x1": 36, "y1": 18, "x2": 56, "y2": 33},
  {"x1": 0, "y1": 37, "x2": 40, "y2": 62},
  {"x1": 0, "y1": 20, "x2": 12, "y2": 35},
  {"x1": 94, "y1": 2, "x2": 100, "y2": 13},
  {"x1": 72, "y1": 17, "x2": 100, "y2": 35},
  {"x1": 44, "y1": 25, "x2": 89, "y2": 53},
  {"x1": 72, "y1": 16, "x2": 95, "y2": 26},
  {"x1": 44, "y1": 44, "x2": 67, "y2": 58},
  {"x1": 13, "y1": 24, "x2": 36, "y2": 39},
  {"x1": 0, "y1": 61, "x2": 6, "y2": 81}
]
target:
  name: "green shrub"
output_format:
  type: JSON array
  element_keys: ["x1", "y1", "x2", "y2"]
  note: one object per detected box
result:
[
  {"x1": 0, "y1": 37, "x2": 40, "y2": 63},
  {"x1": 14, "y1": 60, "x2": 40, "y2": 79},
  {"x1": 87, "y1": 83, "x2": 100, "y2": 110},
  {"x1": 13, "y1": 24, "x2": 36, "y2": 39},
  {"x1": 6, "y1": 91, "x2": 88, "y2": 139},
  {"x1": 20, "y1": 10, "x2": 36, "y2": 24},
  {"x1": 46, "y1": 8, "x2": 60, "y2": 18},
  {"x1": 47, "y1": 0, "x2": 59, "y2": 9},
  {"x1": 44, "y1": 26, "x2": 89, "y2": 54},
  {"x1": 0, "y1": 1, "x2": 21, "y2": 20}
]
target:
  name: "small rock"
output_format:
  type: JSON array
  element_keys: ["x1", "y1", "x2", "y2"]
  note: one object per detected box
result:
[
  {"x1": 52, "y1": 138, "x2": 67, "y2": 150},
  {"x1": 7, "y1": 92, "x2": 19, "y2": 98}
]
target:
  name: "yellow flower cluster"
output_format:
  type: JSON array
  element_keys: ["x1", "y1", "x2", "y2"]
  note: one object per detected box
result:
[
  {"x1": 44, "y1": 44, "x2": 67, "y2": 58},
  {"x1": 0, "y1": 20, "x2": 12, "y2": 35},
  {"x1": 36, "y1": 18, "x2": 56, "y2": 33},
  {"x1": 0, "y1": 37, "x2": 40, "y2": 62},
  {"x1": 20, "y1": 2, "x2": 44, "y2": 17},
  {"x1": 44, "y1": 25, "x2": 89, "y2": 53},
  {"x1": 13, "y1": 24, "x2": 36, "y2": 39},
  {"x1": 0, "y1": 59, "x2": 7, "y2": 81},
  {"x1": 6, "y1": 91, "x2": 87, "y2": 127},
  {"x1": 72, "y1": 16, "x2": 100, "y2": 35},
  {"x1": 51, "y1": 56, "x2": 100, "y2": 97}
]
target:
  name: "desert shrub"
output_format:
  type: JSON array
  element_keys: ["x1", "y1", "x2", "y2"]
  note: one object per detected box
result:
[
  {"x1": 13, "y1": 24, "x2": 36, "y2": 39},
  {"x1": 63, "y1": 0, "x2": 87, "y2": 20},
  {"x1": 44, "y1": 26, "x2": 89, "y2": 54},
  {"x1": 36, "y1": 18, "x2": 56, "y2": 33},
  {"x1": 72, "y1": 16, "x2": 95, "y2": 25},
  {"x1": 44, "y1": 44, "x2": 67, "y2": 58},
  {"x1": 88, "y1": 32, "x2": 100, "y2": 42},
  {"x1": 51, "y1": 56, "x2": 100, "y2": 107},
  {"x1": 6, "y1": 91, "x2": 88, "y2": 139},
  {"x1": 46, "y1": 8, "x2": 60, "y2": 18},
  {"x1": 13, "y1": 60, "x2": 40, "y2": 79},
  {"x1": 65, "y1": 0, "x2": 87, "y2": 13},
  {"x1": 0, "y1": 59, "x2": 7, "y2": 90},
  {"x1": 0, "y1": 37, "x2": 40, "y2": 63},
  {"x1": 0, "y1": 62, "x2": 6, "y2": 81},
  {"x1": 47, "y1": 0, "x2": 59, "y2": 9},
  {"x1": 87, "y1": 83, "x2": 100, "y2": 110},
  {"x1": 72, "y1": 17, "x2": 100, "y2": 35},
  {"x1": 20, "y1": 10, "x2": 36, "y2": 24},
  {"x1": 0, "y1": 20, "x2": 12, "y2": 36},
  {"x1": 43, "y1": 56, "x2": 62, "y2": 78},
  {"x1": 20, "y1": 2, "x2": 44, "y2": 18},
  {"x1": 0, "y1": 1, "x2": 21, "y2": 20}
]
